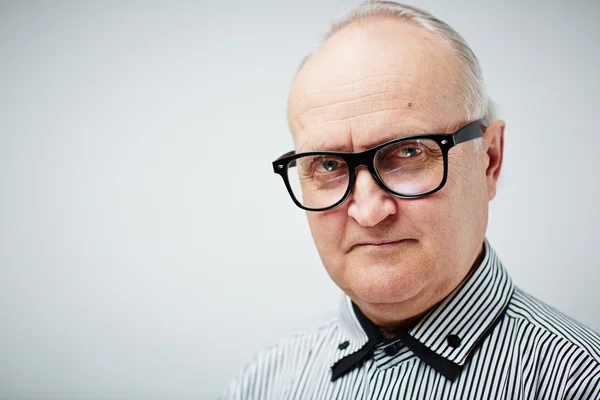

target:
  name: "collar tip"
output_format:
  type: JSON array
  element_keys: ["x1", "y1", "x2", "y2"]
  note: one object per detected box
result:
[
  {"x1": 330, "y1": 368, "x2": 343, "y2": 382},
  {"x1": 440, "y1": 367, "x2": 462, "y2": 382}
]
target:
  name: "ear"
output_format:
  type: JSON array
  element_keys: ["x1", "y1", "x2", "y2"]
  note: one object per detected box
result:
[{"x1": 482, "y1": 120, "x2": 505, "y2": 200}]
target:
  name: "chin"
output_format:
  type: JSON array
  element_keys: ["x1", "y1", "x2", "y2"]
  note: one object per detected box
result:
[{"x1": 345, "y1": 260, "x2": 430, "y2": 305}]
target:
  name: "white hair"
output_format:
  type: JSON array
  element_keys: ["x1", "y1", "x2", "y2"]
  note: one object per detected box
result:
[{"x1": 305, "y1": 1, "x2": 497, "y2": 150}]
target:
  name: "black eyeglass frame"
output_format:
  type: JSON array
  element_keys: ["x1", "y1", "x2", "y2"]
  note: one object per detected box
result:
[{"x1": 272, "y1": 119, "x2": 485, "y2": 212}]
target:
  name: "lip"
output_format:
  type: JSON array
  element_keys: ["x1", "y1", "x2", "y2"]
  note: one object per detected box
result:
[{"x1": 350, "y1": 239, "x2": 409, "y2": 251}]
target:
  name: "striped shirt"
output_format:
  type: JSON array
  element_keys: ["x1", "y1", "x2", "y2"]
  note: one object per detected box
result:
[{"x1": 221, "y1": 242, "x2": 600, "y2": 399}]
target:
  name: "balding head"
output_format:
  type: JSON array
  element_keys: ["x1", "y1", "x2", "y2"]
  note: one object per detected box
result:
[
  {"x1": 288, "y1": 16, "x2": 466, "y2": 151},
  {"x1": 289, "y1": 1, "x2": 495, "y2": 146}
]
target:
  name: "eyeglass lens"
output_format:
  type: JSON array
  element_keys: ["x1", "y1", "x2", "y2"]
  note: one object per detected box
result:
[{"x1": 286, "y1": 138, "x2": 444, "y2": 209}]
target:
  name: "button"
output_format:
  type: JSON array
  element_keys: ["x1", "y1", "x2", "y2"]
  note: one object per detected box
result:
[
  {"x1": 338, "y1": 340, "x2": 349, "y2": 350},
  {"x1": 384, "y1": 342, "x2": 400, "y2": 356},
  {"x1": 446, "y1": 334, "x2": 461, "y2": 348}
]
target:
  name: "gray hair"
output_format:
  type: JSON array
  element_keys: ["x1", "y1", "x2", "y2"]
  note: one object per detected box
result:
[{"x1": 302, "y1": 1, "x2": 497, "y2": 150}]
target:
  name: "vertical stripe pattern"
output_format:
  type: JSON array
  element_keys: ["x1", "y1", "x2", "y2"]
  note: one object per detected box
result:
[{"x1": 221, "y1": 242, "x2": 600, "y2": 399}]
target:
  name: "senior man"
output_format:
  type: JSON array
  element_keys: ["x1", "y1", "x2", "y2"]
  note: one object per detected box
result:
[{"x1": 222, "y1": 2, "x2": 600, "y2": 399}]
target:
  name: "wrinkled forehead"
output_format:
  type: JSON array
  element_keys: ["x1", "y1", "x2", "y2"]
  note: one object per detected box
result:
[{"x1": 287, "y1": 17, "x2": 466, "y2": 153}]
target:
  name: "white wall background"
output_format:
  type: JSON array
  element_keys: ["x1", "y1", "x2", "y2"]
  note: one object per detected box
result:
[{"x1": 1, "y1": 1, "x2": 599, "y2": 399}]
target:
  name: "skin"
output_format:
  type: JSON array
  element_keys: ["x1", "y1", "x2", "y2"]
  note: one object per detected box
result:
[{"x1": 287, "y1": 17, "x2": 505, "y2": 333}]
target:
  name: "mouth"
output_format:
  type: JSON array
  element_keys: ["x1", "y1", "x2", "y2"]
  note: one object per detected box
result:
[{"x1": 351, "y1": 239, "x2": 412, "y2": 251}]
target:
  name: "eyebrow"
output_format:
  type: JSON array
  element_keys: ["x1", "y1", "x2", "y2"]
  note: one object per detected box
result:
[
  {"x1": 297, "y1": 142, "x2": 353, "y2": 153},
  {"x1": 297, "y1": 131, "x2": 437, "y2": 153}
]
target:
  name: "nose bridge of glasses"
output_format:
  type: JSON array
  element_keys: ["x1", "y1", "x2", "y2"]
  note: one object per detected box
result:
[
  {"x1": 344, "y1": 149, "x2": 385, "y2": 195},
  {"x1": 344, "y1": 147, "x2": 378, "y2": 171}
]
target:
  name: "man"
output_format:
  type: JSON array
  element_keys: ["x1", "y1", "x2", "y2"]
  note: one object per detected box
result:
[{"x1": 222, "y1": 1, "x2": 600, "y2": 398}]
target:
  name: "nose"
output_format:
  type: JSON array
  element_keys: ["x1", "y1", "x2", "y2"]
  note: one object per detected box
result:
[{"x1": 347, "y1": 168, "x2": 398, "y2": 227}]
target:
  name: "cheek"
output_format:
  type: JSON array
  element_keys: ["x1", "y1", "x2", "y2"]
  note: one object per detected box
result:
[
  {"x1": 306, "y1": 210, "x2": 347, "y2": 258},
  {"x1": 439, "y1": 158, "x2": 490, "y2": 240},
  {"x1": 397, "y1": 165, "x2": 483, "y2": 250},
  {"x1": 398, "y1": 191, "x2": 457, "y2": 242}
]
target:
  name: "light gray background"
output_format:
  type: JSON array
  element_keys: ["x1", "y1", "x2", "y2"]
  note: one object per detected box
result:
[{"x1": 1, "y1": 1, "x2": 599, "y2": 399}]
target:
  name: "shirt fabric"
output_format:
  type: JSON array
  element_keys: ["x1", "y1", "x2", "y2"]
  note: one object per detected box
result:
[{"x1": 222, "y1": 242, "x2": 600, "y2": 399}]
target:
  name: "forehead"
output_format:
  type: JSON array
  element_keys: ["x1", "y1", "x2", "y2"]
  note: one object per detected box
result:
[{"x1": 288, "y1": 17, "x2": 466, "y2": 153}]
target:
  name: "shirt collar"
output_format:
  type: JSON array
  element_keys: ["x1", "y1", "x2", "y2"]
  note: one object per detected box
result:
[{"x1": 331, "y1": 240, "x2": 514, "y2": 381}]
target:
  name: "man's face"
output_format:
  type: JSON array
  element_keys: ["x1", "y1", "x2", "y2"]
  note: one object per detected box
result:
[{"x1": 287, "y1": 18, "x2": 504, "y2": 326}]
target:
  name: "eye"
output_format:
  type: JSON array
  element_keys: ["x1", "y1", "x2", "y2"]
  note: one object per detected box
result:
[
  {"x1": 315, "y1": 158, "x2": 341, "y2": 173},
  {"x1": 397, "y1": 147, "x2": 422, "y2": 158}
]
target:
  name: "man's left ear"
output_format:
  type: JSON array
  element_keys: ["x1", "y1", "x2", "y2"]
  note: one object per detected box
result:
[{"x1": 483, "y1": 120, "x2": 505, "y2": 200}]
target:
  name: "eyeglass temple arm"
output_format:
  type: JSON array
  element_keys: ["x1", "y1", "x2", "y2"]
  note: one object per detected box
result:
[
  {"x1": 453, "y1": 120, "x2": 485, "y2": 145},
  {"x1": 273, "y1": 150, "x2": 297, "y2": 172}
]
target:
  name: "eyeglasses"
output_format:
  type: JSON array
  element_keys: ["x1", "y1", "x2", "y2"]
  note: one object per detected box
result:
[{"x1": 272, "y1": 120, "x2": 485, "y2": 212}]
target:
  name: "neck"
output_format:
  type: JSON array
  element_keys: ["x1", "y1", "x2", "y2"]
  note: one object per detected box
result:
[
  {"x1": 359, "y1": 243, "x2": 487, "y2": 339},
  {"x1": 377, "y1": 313, "x2": 424, "y2": 339}
]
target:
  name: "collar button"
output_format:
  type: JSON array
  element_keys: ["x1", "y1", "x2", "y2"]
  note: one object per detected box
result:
[
  {"x1": 384, "y1": 342, "x2": 400, "y2": 357},
  {"x1": 338, "y1": 340, "x2": 349, "y2": 350},
  {"x1": 446, "y1": 334, "x2": 461, "y2": 348}
]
